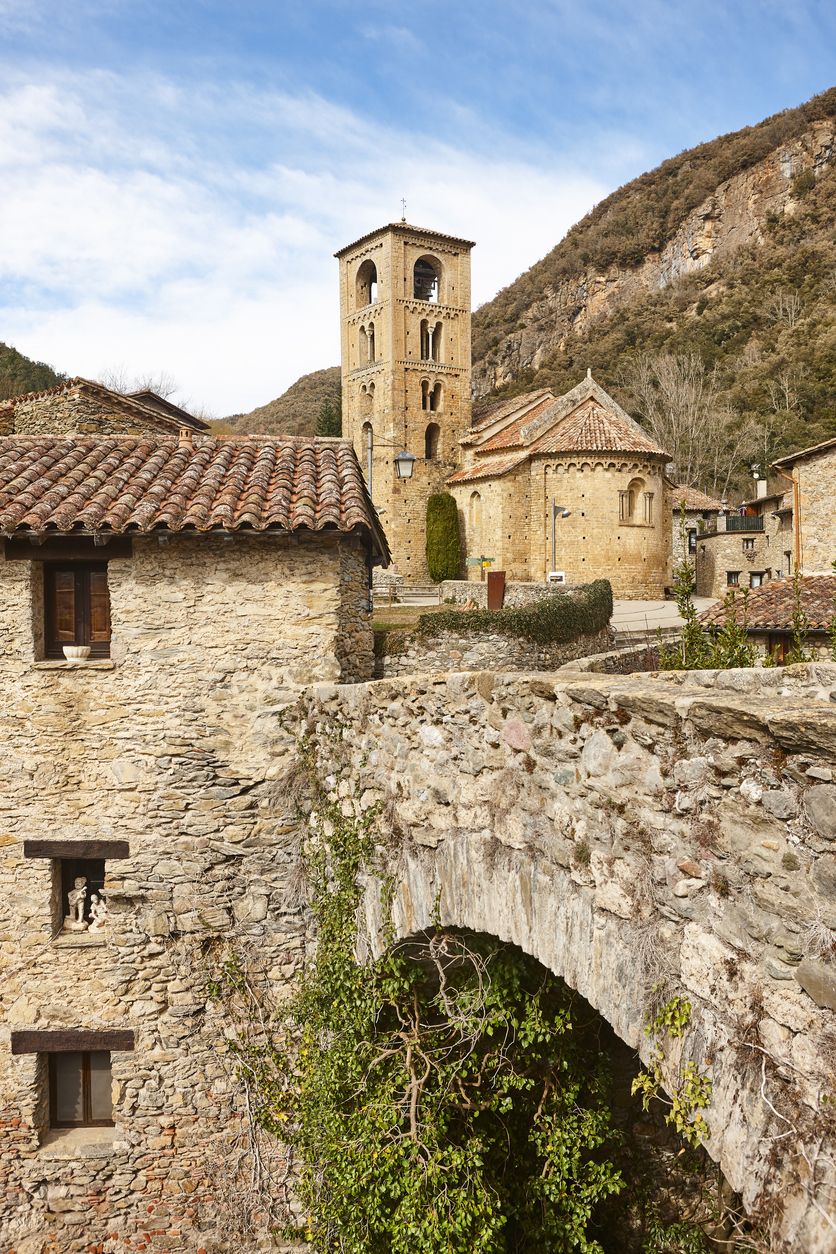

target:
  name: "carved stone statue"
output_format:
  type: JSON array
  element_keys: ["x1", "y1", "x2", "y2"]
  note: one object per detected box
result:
[
  {"x1": 88, "y1": 892, "x2": 109, "y2": 933},
  {"x1": 63, "y1": 876, "x2": 89, "y2": 932}
]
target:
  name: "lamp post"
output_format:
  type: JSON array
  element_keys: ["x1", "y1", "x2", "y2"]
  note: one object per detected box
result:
[{"x1": 550, "y1": 499, "x2": 571, "y2": 576}]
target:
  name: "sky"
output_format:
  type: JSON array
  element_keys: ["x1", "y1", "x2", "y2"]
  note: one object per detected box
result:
[{"x1": 0, "y1": 2, "x2": 833, "y2": 416}]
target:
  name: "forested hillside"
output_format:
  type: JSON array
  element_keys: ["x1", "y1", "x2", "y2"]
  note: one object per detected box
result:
[
  {"x1": 222, "y1": 366, "x2": 340, "y2": 435},
  {"x1": 0, "y1": 342, "x2": 64, "y2": 401}
]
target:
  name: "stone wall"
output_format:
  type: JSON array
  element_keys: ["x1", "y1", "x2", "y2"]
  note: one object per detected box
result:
[
  {"x1": 1, "y1": 385, "x2": 185, "y2": 437},
  {"x1": 795, "y1": 445, "x2": 836, "y2": 575},
  {"x1": 376, "y1": 623, "x2": 613, "y2": 677},
  {"x1": 0, "y1": 532, "x2": 371, "y2": 1253},
  {"x1": 299, "y1": 665, "x2": 836, "y2": 1253}
]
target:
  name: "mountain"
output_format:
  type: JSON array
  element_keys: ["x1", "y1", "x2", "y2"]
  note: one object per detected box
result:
[
  {"x1": 222, "y1": 366, "x2": 340, "y2": 435},
  {"x1": 228, "y1": 88, "x2": 835, "y2": 479},
  {"x1": 0, "y1": 342, "x2": 65, "y2": 401},
  {"x1": 471, "y1": 88, "x2": 836, "y2": 465}
]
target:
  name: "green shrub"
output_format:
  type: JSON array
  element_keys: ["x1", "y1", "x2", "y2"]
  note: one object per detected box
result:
[
  {"x1": 425, "y1": 493, "x2": 462, "y2": 582},
  {"x1": 416, "y1": 579, "x2": 613, "y2": 645}
]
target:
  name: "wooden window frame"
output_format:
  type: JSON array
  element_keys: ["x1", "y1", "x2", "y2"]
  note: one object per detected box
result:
[
  {"x1": 48, "y1": 1050, "x2": 114, "y2": 1128},
  {"x1": 43, "y1": 562, "x2": 111, "y2": 659},
  {"x1": 727, "y1": 571, "x2": 741, "y2": 586}
]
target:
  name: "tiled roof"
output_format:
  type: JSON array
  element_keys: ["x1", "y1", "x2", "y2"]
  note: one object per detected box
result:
[
  {"x1": 773, "y1": 435, "x2": 836, "y2": 467},
  {"x1": 469, "y1": 389, "x2": 553, "y2": 433},
  {"x1": 673, "y1": 485, "x2": 724, "y2": 511},
  {"x1": 334, "y1": 221, "x2": 475, "y2": 257},
  {"x1": 476, "y1": 396, "x2": 561, "y2": 451},
  {"x1": 0, "y1": 377, "x2": 209, "y2": 432},
  {"x1": 699, "y1": 576, "x2": 836, "y2": 632},
  {"x1": 446, "y1": 452, "x2": 529, "y2": 485},
  {"x1": 529, "y1": 401, "x2": 669, "y2": 458},
  {"x1": 0, "y1": 435, "x2": 389, "y2": 562}
]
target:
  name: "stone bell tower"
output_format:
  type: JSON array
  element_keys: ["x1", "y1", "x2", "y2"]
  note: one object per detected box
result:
[{"x1": 335, "y1": 220, "x2": 474, "y2": 580}]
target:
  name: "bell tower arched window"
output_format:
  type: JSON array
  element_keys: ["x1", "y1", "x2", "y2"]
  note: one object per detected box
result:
[
  {"x1": 429, "y1": 382, "x2": 442, "y2": 412},
  {"x1": 413, "y1": 256, "x2": 440, "y2": 302},
  {"x1": 356, "y1": 259, "x2": 378, "y2": 308},
  {"x1": 424, "y1": 423, "x2": 440, "y2": 461},
  {"x1": 368, "y1": 324, "x2": 375, "y2": 363},
  {"x1": 358, "y1": 325, "x2": 368, "y2": 367}
]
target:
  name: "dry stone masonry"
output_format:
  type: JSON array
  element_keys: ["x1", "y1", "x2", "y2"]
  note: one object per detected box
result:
[{"x1": 300, "y1": 664, "x2": 836, "y2": 1253}]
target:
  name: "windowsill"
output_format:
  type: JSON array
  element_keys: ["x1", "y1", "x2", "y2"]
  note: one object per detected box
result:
[
  {"x1": 52, "y1": 931, "x2": 108, "y2": 949},
  {"x1": 38, "y1": 1126, "x2": 118, "y2": 1159},
  {"x1": 31, "y1": 660, "x2": 116, "y2": 671}
]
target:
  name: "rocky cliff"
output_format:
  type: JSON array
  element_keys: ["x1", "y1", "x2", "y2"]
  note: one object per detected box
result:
[{"x1": 472, "y1": 106, "x2": 835, "y2": 396}]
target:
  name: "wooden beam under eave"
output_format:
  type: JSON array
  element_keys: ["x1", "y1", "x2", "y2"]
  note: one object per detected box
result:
[{"x1": 11, "y1": 1029, "x2": 135, "y2": 1054}]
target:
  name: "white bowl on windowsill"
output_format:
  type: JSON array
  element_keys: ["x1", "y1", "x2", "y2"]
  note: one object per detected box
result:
[{"x1": 62, "y1": 645, "x2": 92, "y2": 661}]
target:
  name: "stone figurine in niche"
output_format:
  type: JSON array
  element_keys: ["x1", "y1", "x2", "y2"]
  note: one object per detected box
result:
[
  {"x1": 89, "y1": 892, "x2": 109, "y2": 933},
  {"x1": 63, "y1": 875, "x2": 89, "y2": 931}
]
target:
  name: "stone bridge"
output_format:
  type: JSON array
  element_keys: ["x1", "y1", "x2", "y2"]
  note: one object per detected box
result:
[{"x1": 296, "y1": 664, "x2": 836, "y2": 1253}]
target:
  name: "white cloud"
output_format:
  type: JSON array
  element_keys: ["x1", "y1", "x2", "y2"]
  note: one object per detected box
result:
[{"x1": 0, "y1": 69, "x2": 608, "y2": 414}]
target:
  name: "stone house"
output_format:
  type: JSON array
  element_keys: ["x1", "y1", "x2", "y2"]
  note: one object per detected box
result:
[
  {"x1": 0, "y1": 431, "x2": 387, "y2": 1252},
  {"x1": 699, "y1": 574, "x2": 836, "y2": 662},
  {"x1": 694, "y1": 480, "x2": 793, "y2": 599},
  {"x1": 446, "y1": 374, "x2": 672, "y2": 597},
  {"x1": 0, "y1": 376, "x2": 209, "y2": 437},
  {"x1": 671, "y1": 484, "x2": 723, "y2": 570},
  {"x1": 772, "y1": 433, "x2": 836, "y2": 575}
]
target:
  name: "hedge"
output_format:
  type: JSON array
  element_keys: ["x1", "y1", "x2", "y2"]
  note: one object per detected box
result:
[
  {"x1": 415, "y1": 580, "x2": 613, "y2": 646},
  {"x1": 426, "y1": 493, "x2": 462, "y2": 582}
]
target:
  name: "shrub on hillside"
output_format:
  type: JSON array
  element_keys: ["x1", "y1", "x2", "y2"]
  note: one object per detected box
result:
[{"x1": 426, "y1": 493, "x2": 462, "y2": 582}]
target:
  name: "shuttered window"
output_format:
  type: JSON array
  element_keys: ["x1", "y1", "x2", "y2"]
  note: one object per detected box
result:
[{"x1": 44, "y1": 564, "x2": 111, "y2": 658}]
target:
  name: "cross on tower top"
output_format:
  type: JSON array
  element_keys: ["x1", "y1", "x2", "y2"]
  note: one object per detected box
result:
[{"x1": 400, "y1": 197, "x2": 407, "y2": 222}]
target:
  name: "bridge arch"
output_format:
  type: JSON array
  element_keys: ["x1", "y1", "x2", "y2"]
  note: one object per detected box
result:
[{"x1": 299, "y1": 665, "x2": 836, "y2": 1253}]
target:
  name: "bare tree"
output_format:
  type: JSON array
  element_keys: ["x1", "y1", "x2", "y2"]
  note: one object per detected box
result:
[
  {"x1": 98, "y1": 365, "x2": 179, "y2": 399},
  {"x1": 768, "y1": 289, "x2": 803, "y2": 329},
  {"x1": 621, "y1": 352, "x2": 757, "y2": 499}
]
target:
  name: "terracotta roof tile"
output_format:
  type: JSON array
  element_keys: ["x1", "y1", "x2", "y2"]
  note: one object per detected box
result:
[
  {"x1": 0, "y1": 435, "x2": 389, "y2": 562},
  {"x1": 469, "y1": 389, "x2": 554, "y2": 433},
  {"x1": 699, "y1": 576, "x2": 836, "y2": 632},
  {"x1": 446, "y1": 452, "x2": 530, "y2": 485},
  {"x1": 529, "y1": 401, "x2": 669, "y2": 458},
  {"x1": 673, "y1": 485, "x2": 724, "y2": 511}
]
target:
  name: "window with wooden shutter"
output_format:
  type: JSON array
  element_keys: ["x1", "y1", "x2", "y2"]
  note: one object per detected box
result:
[{"x1": 44, "y1": 564, "x2": 111, "y2": 658}]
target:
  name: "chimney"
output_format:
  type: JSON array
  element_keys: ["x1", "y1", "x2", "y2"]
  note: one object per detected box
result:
[
  {"x1": 178, "y1": 428, "x2": 193, "y2": 448},
  {"x1": 756, "y1": 479, "x2": 768, "y2": 499}
]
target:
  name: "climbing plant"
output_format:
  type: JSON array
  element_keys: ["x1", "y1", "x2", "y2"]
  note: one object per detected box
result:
[{"x1": 210, "y1": 732, "x2": 627, "y2": 1253}]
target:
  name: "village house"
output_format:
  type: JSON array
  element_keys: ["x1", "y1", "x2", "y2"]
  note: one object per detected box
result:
[
  {"x1": 694, "y1": 479, "x2": 792, "y2": 599},
  {"x1": 700, "y1": 574, "x2": 836, "y2": 662},
  {"x1": 0, "y1": 425, "x2": 386, "y2": 1251},
  {"x1": 671, "y1": 484, "x2": 723, "y2": 571},
  {"x1": 772, "y1": 433, "x2": 836, "y2": 575},
  {"x1": 0, "y1": 376, "x2": 209, "y2": 438}
]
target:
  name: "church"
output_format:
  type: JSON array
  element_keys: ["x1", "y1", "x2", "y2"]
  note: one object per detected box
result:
[{"x1": 336, "y1": 219, "x2": 672, "y2": 598}]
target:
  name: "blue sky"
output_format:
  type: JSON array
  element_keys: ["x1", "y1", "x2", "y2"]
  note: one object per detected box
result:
[{"x1": 0, "y1": 1, "x2": 833, "y2": 414}]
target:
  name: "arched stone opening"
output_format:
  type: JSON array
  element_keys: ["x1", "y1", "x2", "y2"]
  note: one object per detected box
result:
[
  {"x1": 356, "y1": 258, "x2": 378, "y2": 307},
  {"x1": 414, "y1": 255, "x2": 441, "y2": 302},
  {"x1": 424, "y1": 422, "x2": 440, "y2": 461}
]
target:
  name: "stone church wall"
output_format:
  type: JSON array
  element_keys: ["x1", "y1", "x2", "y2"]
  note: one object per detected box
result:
[
  {"x1": 0, "y1": 533, "x2": 370, "y2": 1254},
  {"x1": 795, "y1": 445, "x2": 836, "y2": 575}
]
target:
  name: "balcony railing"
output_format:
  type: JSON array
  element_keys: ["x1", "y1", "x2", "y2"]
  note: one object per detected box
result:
[{"x1": 725, "y1": 515, "x2": 765, "y2": 532}]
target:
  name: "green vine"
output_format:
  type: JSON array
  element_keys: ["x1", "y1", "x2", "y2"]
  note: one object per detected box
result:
[
  {"x1": 415, "y1": 579, "x2": 614, "y2": 646},
  {"x1": 631, "y1": 995, "x2": 713, "y2": 1149},
  {"x1": 210, "y1": 725, "x2": 629, "y2": 1252}
]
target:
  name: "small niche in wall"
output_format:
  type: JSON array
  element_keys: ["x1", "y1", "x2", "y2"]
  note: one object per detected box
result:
[{"x1": 23, "y1": 839, "x2": 129, "y2": 942}]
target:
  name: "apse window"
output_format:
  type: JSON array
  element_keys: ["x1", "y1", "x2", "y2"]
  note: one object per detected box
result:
[
  {"x1": 43, "y1": 563, "x2": 111, "y2": 659},
  {"x1": 50, "y1": 1051, "x2": 113, "y2": 1127}
]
